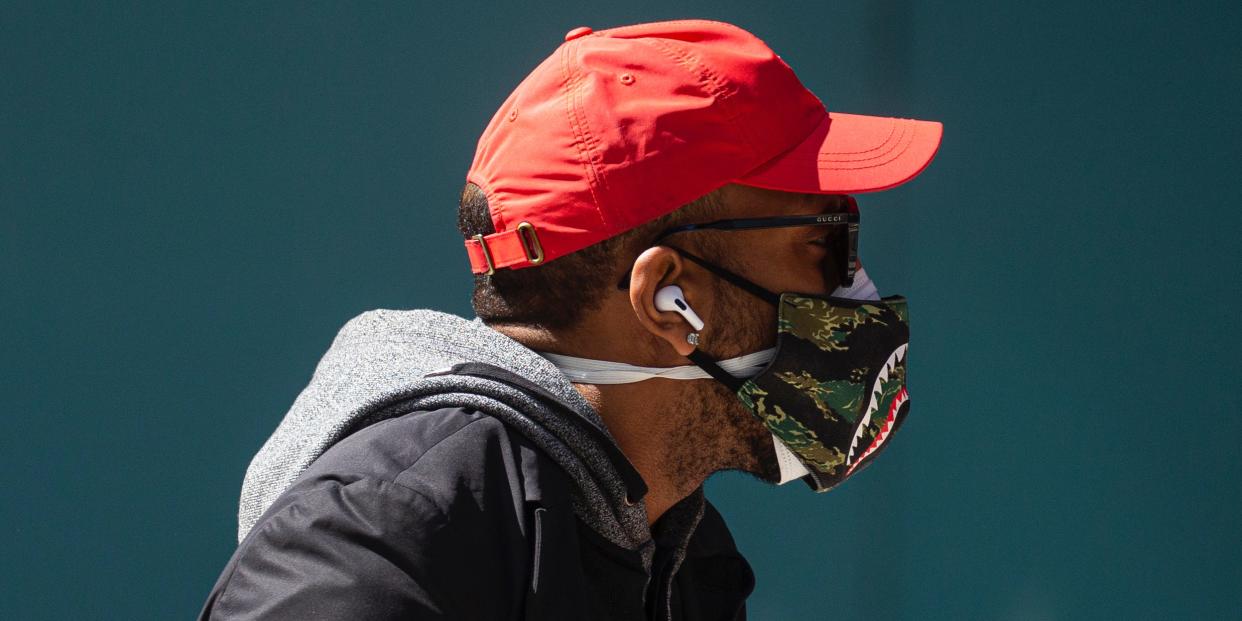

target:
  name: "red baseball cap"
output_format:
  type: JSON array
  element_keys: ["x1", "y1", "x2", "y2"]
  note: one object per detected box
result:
[{"x1": 465, "y1": 19, "x2": 942, "y2": 275}]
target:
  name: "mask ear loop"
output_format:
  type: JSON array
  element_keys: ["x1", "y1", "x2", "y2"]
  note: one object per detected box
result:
[
  {"x1": 685, "y1": 349, "x2": 746, "y2": 392},
  {"x1": 663, "y1": 246, "x2": 782, "y2": 307},
  {"x1": 612, "y1": 244, "x2": 780, "y2": 391},
  {"x1": 614, "y1": 246, "x2": 781, "y2": 308},
  {"x1": 662, "y1": 245, "x2": 782, "y2": 393}
]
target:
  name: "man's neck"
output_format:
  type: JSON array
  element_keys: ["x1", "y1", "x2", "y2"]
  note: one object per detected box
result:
[
  {"x1": 569, "y1": 380, "x2": 705, "y2": 526},
  {"x1": 493, "y1": 323, "x2": 703, "y2": 527}
]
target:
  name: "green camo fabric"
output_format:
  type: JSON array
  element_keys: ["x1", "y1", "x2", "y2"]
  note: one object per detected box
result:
[{"x1": 737, "y1": 293, "x2": 910, "y2": 491}]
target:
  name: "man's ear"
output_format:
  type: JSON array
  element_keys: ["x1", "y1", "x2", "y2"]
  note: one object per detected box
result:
[{"x1": 628, "y1": 246, "x2": 702, "y2": 357}]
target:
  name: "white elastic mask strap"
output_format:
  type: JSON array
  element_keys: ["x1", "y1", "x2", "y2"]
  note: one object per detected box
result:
[{"x1": 539, "y1": 347, "x2": 776, "y2": 385}]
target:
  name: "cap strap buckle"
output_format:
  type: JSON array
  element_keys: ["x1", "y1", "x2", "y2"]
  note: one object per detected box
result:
[
  {"x1": 471, "y1": 234, "x2": 496, "y2": 276},
  {"x1": 516, "y1": 222, "x2": 544, "y2": 265}
]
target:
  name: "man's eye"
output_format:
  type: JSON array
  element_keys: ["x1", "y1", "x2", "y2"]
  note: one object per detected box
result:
[
  {"x1": 809, "y1": 234, "x2": 832, "y2": 247},
  {"x1": 811, "y1": 227, "x2": 846, "y2": 248}
]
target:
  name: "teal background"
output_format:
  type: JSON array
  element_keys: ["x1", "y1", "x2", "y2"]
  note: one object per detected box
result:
[{"x1": 3, "y1": 1, "x2": 1240, "y2": 618}]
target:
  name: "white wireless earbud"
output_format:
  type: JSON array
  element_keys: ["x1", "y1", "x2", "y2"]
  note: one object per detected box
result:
[{"x1": 654, "y1": 285, "x2": 705, "y2": 331}]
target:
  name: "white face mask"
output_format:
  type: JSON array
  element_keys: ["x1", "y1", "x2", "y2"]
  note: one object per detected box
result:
[{"x1": 538, "y1": 265, "x2": 881, "y2": 485}]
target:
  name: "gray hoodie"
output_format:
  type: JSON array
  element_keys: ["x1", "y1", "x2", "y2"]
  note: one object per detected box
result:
[{"x1": 237, "y1": 308, "x2": 698, "y2": 572}]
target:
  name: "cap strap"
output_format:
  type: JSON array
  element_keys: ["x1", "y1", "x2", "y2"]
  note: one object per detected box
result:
[{"x1": 464, "y1": 223, "x2": 545, "y2": 274}]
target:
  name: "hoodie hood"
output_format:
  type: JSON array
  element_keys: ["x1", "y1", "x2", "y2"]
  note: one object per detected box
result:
[{"x1": 238, "y1": 309, "x2": 654, "y2": 558}]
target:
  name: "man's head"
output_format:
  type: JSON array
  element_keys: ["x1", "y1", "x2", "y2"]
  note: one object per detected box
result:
[
  {"x1": 459, "y1": 181, "x2": 866, "y2": 484},
  {"x1": 458, "y1": 20, "x2": 940, "y2": 489}
]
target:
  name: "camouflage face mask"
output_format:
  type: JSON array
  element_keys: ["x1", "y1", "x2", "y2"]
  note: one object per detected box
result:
[{"x1": 678, "y1": 250, "x2": 911, "y2": 492}]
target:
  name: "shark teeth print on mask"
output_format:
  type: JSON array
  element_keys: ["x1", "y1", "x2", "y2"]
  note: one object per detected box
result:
[{"x1": 846, "y1": 342, "x2": 908, "y2": 469}]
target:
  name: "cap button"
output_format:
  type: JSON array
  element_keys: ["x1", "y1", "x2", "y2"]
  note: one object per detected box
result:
[{"x1": 564, "y1": 26, "x2": 593, "y2": 41}]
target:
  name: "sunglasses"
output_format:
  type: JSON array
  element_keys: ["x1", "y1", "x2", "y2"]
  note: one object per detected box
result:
[{"x1": 617, "y1": 195, "x2": 860, "y2": 290}]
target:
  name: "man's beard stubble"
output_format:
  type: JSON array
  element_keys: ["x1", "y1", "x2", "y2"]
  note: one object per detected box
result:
[{"x1": 660, "y1": 269, "x2": 782, "y2": 488}]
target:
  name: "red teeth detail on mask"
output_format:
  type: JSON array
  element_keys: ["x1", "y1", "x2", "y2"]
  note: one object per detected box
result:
[{"x1": 846, "y1": 386, "x2": 907, "y2": 477}]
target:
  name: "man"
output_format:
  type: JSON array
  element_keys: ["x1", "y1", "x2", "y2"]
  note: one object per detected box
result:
[{"x1": 200, "y1": 19, "x2": 940, "y2": 621}]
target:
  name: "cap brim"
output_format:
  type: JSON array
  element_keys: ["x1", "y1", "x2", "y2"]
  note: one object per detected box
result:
[{"x1": 739, "y1": 112, "x2": 943, "y2": 194}]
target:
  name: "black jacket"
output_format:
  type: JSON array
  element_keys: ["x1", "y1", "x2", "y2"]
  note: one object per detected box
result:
[{"x1": 199, "y1": 406, "x2": 754, "y2": 620}]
